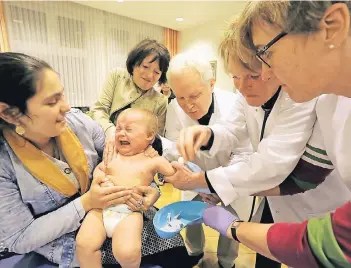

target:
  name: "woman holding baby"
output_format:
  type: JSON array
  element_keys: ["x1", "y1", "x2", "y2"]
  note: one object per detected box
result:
[{"x1": 0, "y1": 51, "x2": 199, "y2": 268}]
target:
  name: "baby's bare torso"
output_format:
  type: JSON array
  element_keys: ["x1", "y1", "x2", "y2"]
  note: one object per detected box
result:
[{"x1": 105, "y1": 153, "x2": 156, "y2": 187}]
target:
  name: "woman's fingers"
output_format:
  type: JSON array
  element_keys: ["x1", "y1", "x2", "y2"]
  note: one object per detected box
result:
[
  {"x1": 100, "y1": 181, "x2": 114, "y2": 188},
  {"x1": 144, "y1": 145, "x2": 159, "y2": 158},
  {"x1": 92, "y1": 174, "x2": 108, "y2": 185},
  {"x1": 103, "y1": 137, "x2": 115, "y2": 167},
  {"x1": 132, "y1": 185, "x2": 149, "y2": 195},
  {"x1": 132, "y1": 186, "x2": 160, "y2": 209},
  {"x1": 101, "y1": 185, "x2": 131, "y2": 195},
  {"x1": 103, "y1": 189, "x2": 132, "y2": 201},
  {"x1": 129, "y1": 196, "x2": 143, "y2": 210},
  {"x1": 125, "y1": 200, "x2": 139, "y2": 211},
  {"x1": 106, "y1": 194, "x2": 131, "y2": 208}
]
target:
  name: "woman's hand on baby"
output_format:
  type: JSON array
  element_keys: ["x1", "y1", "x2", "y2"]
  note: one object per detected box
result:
[
  {"x1": 81, "y1": 175, "x2": 133, "y2": 212},
  {"x1": 126, "y1": 186, "x2": 160, "y2": 212},
  {"x1": 199, "y1": 193, "x2": 221, "y2": 205},
  {"x1": 144, "y1": 145, "x2": 159, "y2": 158},
  {"x1": 103, "y1": 127, "x2": 117, "y2": 167},
  {"x1": 100, "y1": 179, "x2": 114, "y2": 188}
]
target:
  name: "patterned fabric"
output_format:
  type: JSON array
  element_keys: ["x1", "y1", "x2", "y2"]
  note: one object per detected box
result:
[
  {"x1": 101, "y1": 206, "x2": 185, "y2": 264},
  {"x1": 280, "y1": 142, "x2": 334, "y2": 195},
  {"x1": 267, "y1": 202, "x2": 351, "y2": 268},
  {"x1": 302, "y1": 144, "x2": 333, "y2": 169}
]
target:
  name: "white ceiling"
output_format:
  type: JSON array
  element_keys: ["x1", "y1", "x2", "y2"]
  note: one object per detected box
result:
[{"x1": 76, "y1": 1, "x2": 248, "y2": 31}]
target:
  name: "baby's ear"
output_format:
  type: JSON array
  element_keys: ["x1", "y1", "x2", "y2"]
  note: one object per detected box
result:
[{"x1": 146, "y1": 131, "x2": 156, "y2": 142}]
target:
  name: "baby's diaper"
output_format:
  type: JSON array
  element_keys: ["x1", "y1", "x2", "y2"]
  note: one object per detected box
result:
[{"x1": 103, "y1": 204, "x2": 132, "y2": 237}]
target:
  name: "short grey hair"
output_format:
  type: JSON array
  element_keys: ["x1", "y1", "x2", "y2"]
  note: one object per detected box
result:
[{"x1": 166, "y1": 52, "x2": 214, "y2": 88}]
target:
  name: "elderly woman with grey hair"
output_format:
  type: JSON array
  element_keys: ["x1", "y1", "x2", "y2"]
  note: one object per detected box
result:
[{"x1": 185, "y1": 1, "x2": 351, "y2": 268}]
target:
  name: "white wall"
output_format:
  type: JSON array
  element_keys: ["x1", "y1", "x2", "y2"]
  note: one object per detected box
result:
[{"x1": 179, "y1": 18, "x2": 234, "y2": 92}]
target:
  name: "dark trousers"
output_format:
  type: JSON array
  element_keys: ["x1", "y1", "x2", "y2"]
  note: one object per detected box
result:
[{"x1": 255, "y1": 198, "x2": 281, "y2": 268}]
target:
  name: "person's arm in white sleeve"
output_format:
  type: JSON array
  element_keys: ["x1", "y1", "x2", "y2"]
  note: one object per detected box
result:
[
  {"x1": 164, "y1": 100, "x2": 182, "y2": 142},
  {"x1": 256, "y1": 119, "x2": 334, "y2": 196},
  {"x1": 202, "y1": 93, "x2": 248, "y2": 157},
  {"x1": 207, "y1": 98, "x2": 317, "y2": 206}
]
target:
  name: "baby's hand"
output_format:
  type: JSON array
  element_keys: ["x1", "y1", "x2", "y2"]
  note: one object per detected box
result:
[{"x1": 100, "y1": 178, "x2": 114, "y2": 187}]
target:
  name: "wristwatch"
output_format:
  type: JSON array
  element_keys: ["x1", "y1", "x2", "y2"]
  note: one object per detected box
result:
[{"x1": 230, "y1": 220, "x2": 244, "y2": 242}]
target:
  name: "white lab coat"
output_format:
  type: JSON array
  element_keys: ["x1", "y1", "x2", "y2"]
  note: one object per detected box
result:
[
  {"x1": 164, "y1": 88, "x2": 254, "y2": 220},
  {"x1": 271, "y1": 95, "x2": 351, "y2": 223},
  {"x1": 316, "y1": 94, "x2": 351, "y2": 189},
  {"x1": 205, "y1": 90, "x2": 350, "y2": 223}
]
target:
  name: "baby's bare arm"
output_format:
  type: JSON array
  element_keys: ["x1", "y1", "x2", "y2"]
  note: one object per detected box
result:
[{"x1": 154, "y1": 156, "x2": 176, "y2": 176}]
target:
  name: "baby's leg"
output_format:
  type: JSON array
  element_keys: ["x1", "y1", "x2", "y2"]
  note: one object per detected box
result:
[
  {"x1": 76, "y1": 209, "x2": 106, "y2": 268},
  {"x1": 112, "y1": 212, "x2": 143, "y2": 268}
]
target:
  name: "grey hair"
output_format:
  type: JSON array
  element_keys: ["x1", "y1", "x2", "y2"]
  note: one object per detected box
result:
[{"x1": 166, "y1": 51, "x2": 214, "y2": 88}]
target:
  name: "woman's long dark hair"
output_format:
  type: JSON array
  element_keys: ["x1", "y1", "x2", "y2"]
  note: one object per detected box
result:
[{"x1": 0, "y1": 52, "x2": 53, "y2": 127}]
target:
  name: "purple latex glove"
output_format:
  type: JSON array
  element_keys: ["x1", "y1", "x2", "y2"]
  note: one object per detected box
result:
[{"x1": 203, "y1": 205, "x2": 240, "y2": 236}]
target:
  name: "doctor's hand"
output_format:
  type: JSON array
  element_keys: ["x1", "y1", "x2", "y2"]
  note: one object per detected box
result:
[
  {"x1": 164, "y1": 162, "x2": 206, "y2": 190},
  {"x1": 200, "y1": 193, "x2": 221, "y2": 205},
  {"x1": 177, "y1": 125, "x2": 212, "y2": 162}
]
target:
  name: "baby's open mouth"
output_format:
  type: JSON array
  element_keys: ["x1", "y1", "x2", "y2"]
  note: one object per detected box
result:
[{"x1": 120, "y1": 141, "x2": 130, "y2": 145}]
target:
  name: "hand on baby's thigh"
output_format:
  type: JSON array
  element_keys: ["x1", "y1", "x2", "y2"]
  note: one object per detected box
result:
[
  {"x1": 76, "y1": 209, "x2": 106, "y2": 252},
  {"x1": 111, "y1": 212, "x2": 143, "y2": 264}
]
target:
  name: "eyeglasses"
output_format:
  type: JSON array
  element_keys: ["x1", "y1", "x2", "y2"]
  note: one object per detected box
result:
[
  {"x1": 178, "y1": 93, "x2": 203, "y2": 105},
  {"x1": 255, "y1": 32, "x2": 287, "y2": 68}
]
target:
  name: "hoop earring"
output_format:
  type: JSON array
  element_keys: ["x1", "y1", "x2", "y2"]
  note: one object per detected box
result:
[{"x1": 15, "y1": 125, "x2": 25, "y2": 136}]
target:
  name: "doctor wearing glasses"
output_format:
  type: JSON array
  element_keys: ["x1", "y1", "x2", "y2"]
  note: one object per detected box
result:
[{"x1": 165, "y1": 16, "x2": 351, "y2": 268}]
